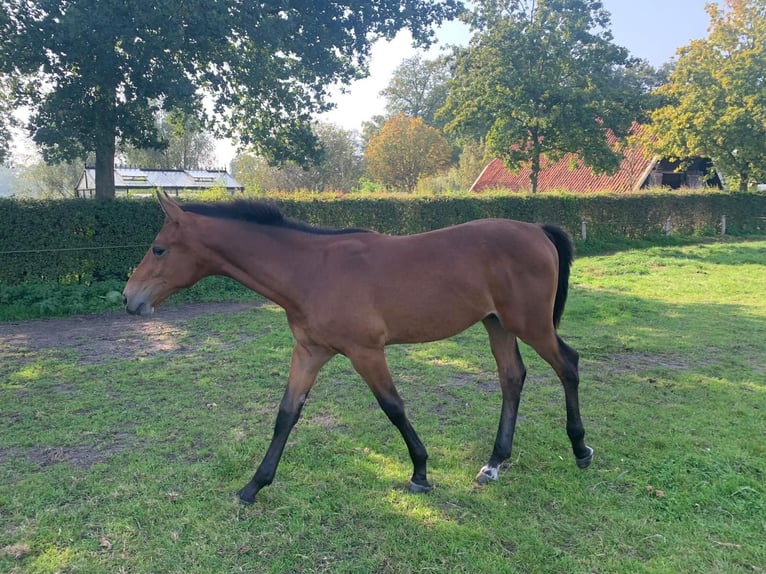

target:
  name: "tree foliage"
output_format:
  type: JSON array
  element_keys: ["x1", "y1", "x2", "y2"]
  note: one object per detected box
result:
[
  {"x1": 233, "y1": 123, "x2": 364, "y2": 193},
  {"x1": 365, "y1": 114, "x2": 452, "y2": 192},
  {"x1": 381, "y1": 55, "x2": 454, "y2": 128},
  {"x1": 13, "y1": 161, "x2": 82, "y2": 198},
  {"x1": 440, "y1": 0, "x2": 648, "y2": 192},
  {"x1": 0, "y1": 0, "x2": 461, "y2": 198},
  {"x1": 0, "y1": 78, "x2": 12, "y2": 164},
  {"x1": 121, "y1": 111, "x2": 216, "y2": 170},
  {"x1": 648, "y1": 0, "x2": 766, "y2": 191},
  {"x1": 361, "y1": 115, "x2": 389, "y2": 149}
]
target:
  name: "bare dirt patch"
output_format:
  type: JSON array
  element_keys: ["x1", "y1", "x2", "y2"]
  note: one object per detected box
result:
[
  {"x1": 1, "y1": 302, "x2": 264, "y2": 471},
  {"x1": 0, "y1": 432, "x2": 139, "y2": 471},
  {"x1": 0, "y1": 301, "x2": 262, "y2": 365},
  {"x1": 602, "y1": 351, "x2": 694, "y2": 374}
]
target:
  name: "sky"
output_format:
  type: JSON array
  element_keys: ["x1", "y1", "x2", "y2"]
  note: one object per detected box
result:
[
  {"x1": 215, "y1": 0, "x2": 716, "y2": 165},
  {"x1": 317, "y1": 0, "x2": 715, "y2": 132},
  {"x1": 8, "y1": 1, "x2": 716, "y2": 168}
]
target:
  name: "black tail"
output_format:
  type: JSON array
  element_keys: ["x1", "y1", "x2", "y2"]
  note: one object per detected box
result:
[{"x1": 541, "y1": 224, "x2": 574, "y2": 329}]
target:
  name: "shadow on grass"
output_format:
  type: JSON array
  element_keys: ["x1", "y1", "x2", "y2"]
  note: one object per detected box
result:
[
  {"x1": 645, "y1": 241, "x2": 766, "y2": 266},
  {"x1": 575, "y1": 233, "x2": 766, "y2": 258},
  {"x1": 1, "y1": 241, "x2": 765, "y2": 573}
]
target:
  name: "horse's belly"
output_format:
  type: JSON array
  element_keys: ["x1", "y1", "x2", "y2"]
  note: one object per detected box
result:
[{"x1": 382, "y1": 302, "x2": 491, "y2": 345}]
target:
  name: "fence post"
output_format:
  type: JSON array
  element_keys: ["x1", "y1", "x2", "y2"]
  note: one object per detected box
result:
[
  {"x1": 581, "y1": 220, "x2": 587, "y2": 241},
  {"x1": 720, "y1": 214, "x2": 726, "y2": 236},
  {"x1": 665, "y1": 217, "x2": 672, "y2": 236}
]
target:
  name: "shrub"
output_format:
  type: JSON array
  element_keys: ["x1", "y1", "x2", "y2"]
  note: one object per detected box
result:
[{"x1": 1, "y1": 192, "x2": 764, "y2": 288}]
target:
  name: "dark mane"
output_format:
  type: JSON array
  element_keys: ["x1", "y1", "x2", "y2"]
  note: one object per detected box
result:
[{"x1": 180, "y1": 200, "x2": 372, "y2": 235}]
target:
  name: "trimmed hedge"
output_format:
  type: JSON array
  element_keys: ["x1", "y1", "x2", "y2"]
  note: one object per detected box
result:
[
  {"x1": 278, "y1": 192, "x2": 766, "y2": 237},
  {"x1": 0, "y1": 199, "x2": 164, "y2": 285},
  {"x1": 1, "y1": 192, "x2": 765, "y2": 286}
]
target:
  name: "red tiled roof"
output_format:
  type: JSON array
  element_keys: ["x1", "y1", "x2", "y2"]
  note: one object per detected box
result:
[{"x1": 470, "y1": 127, "x2": 656, "y2": 193}]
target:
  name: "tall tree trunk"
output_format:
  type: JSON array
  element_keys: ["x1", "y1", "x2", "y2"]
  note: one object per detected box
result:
[
  {"x1": 738, "y1": 171, "x2": 748, "y2": 192},
  {"x1": 529, "y1": 133, "x2": 541, "y2": 193},
  {"x1": 94, "y1": 134, "x2": 116, "y2": 200},
  {"x1": 530, "y1": 160, "x2": 539, "y2": 194}
]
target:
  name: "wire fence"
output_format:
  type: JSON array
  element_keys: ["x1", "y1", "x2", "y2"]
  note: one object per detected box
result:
[{"x1": 0, "y1": 244, "x2": 149, "y2": 255}]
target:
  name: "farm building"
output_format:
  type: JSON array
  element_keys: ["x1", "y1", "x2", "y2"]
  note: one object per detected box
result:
[
  {"x1": 469, "y1": 126, "x2": 722, "y2": 193},
  {"x1": 75, "y1": 167, "x2": 244, "y2": 198}
]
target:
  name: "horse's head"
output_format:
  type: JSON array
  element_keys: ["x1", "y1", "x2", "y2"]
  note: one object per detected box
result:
[{"x1": 123, "y1": 192, "x2": 210, "y2": 315}]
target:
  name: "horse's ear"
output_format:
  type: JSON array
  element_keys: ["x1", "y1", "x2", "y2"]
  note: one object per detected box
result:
[{"x1": 156, "y1": 190, "x2": 185, "y2": 222}]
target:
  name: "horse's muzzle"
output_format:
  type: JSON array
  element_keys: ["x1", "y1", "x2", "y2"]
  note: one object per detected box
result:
[{"x1": 123, "y1": 293, "x2": 154, "y2": 316}]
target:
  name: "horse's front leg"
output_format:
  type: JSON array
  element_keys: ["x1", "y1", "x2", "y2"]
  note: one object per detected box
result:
[{"x1": 238, "y1": 343, "x2": 334, "y2": 504}]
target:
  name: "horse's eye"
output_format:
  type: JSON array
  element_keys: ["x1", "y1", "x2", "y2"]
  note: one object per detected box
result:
[{"x1": 152, "y1": 246, "x2": 166, "y2": 257}]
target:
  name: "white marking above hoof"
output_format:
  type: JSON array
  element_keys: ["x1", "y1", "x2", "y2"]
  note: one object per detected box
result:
[{"x1": 476, "y1": 465, "x2": 498, "y2": 484}]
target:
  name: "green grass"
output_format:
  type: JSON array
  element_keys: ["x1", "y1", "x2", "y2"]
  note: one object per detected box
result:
[
  {"x1": 1, "y1": 238, "x2": 765, "y2": 573},
  {"x1": 0, "y1": 234, "x2": 747, "y2": 322},
  {"x1": 0, "y1": 275, "x2": 258, "y2": 321}
]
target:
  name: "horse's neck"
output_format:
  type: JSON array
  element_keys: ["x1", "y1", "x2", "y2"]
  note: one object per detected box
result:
[{"x1": 208, "y1": 224, "x2": 314, "y2": 312}]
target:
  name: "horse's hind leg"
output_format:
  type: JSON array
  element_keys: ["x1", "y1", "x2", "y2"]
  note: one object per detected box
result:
[
  {"x1": 477, "y1": 315, "x2": 527, "y2": 484},
  {"x1": 526, "y1": 330, "x2": 593, "y2": 468},
  {"x1": 347, "y1": 347, "x2": 432, "y2": 493}
]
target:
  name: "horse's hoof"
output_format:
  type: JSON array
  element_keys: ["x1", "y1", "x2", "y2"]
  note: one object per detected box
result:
[
  {"x1": 237, "y1": 486, "x2": 256, "y2": 505},
  {"x1": 238, "y1": 493, "x2": 255, "y2": 505},
  {"x1": 408, "y1": 480, "x2": 434, "y2": 494},
  {"x1": 575, "y1": 446, "x2": 594, "y2": 469},
  {"x1": 475, "y1": 465, "x2": 498, "y2": 485}
]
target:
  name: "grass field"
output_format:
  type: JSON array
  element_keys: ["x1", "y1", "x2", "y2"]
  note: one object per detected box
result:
[{"x1": 1, "y1": 238, "x2": 764, "y2": 573}]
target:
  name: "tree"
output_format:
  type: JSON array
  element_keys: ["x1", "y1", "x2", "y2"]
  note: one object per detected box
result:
[
  {"x1": 454, "y1": 139, "x2": 491, "y2": 189},
  {"x1": 648, "y1": 0, "x2": 766, "y2": 192},
  {"x1": 365, "y1": 114, "x2": 452, "y2": 192},
  {"x1": 14, "y1": 160, "x2": 83, "y2": 198},
  {"x1": 0, "y1": 78, "x2": 12, "y2": 164},
  {"x1": 0, "y1": 1, "x2": 461, "y2": 199},
  {"x1": 440, "y1": 0, "x2": 647, "y2": 192},
  {"x1": 233, "y1": 122, "x2": 364, "y2": 193},
  {"x1": 381, "y1": 55, "x2": 454, "y2": 128},
  {"x1": 122, "y1": 110, "x2": 216, "y2": 170},
  {"x1": 361, "y1": 115, "x2": 389, "y2": 149},
  {"x1": 310, "y1": 123, "x2": 365, "y2": 192}
]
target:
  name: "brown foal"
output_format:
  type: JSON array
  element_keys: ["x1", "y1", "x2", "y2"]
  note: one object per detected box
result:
[{"x1": 123, "y1": 192, "x2": 593, "y2": 504}]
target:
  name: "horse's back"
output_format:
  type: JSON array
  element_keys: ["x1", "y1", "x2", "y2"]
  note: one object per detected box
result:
[
  {"x1": 370, "y1": 218, "x2": 559, "y2": 284},
  {"x1": 309, "y1": 218, "x2": 561, "y2": 347}
]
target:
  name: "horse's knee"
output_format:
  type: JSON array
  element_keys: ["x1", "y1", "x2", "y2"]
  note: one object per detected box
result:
[
  {"x1": 499, "y1": 365, "x2": 526, "y2": 388},
  {"x1": 562, "y1": 366, "x2": 579, "y2": 389},
  {"x1": 377, "y1": 395, "x2": 406, "y2": 423},
  {"x1": 274, "y1": 406, "x2": 299, "y2": 435}
]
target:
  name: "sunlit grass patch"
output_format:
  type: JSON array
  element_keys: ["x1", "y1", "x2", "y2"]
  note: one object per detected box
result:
[{"x1": 1, "y1": 238, "x2": 765, "y2": 573}]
